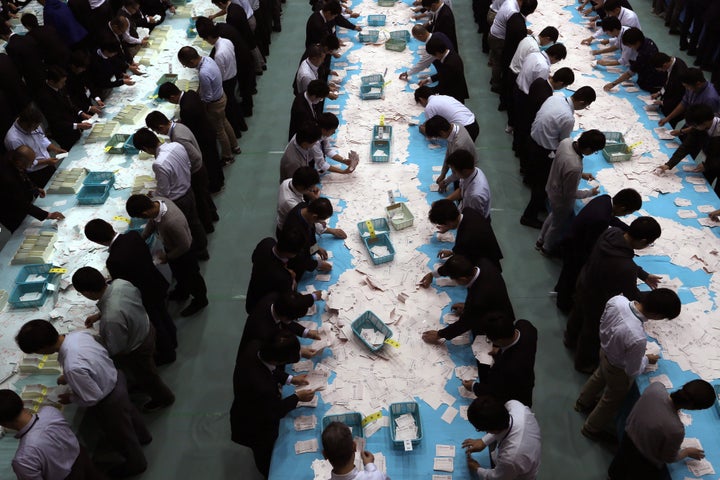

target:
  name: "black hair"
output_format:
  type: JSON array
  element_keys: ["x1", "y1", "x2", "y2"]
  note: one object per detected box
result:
[
  {"x1": 0, "y1": 390, "x2": 24, "y2": 424},
  {"x1": 467, "y1": 395, "x2": 510, "y2": 432},
  {"x1": 145, "y1": 111, "x2": 171, "y2": 131},
  {"x1": 572, "y1": 86, "x2": 597, "y2": 104},
  {"x1": 621, "y1": 27, "x2": 644, "y2": 47},
  {"x1": 437, "y1": 254, "x2": 475, "y2": 279},
  {"x1": 46, "y1": 65, "x2": 68, "y2": 83},
  {"x1": 276, "y1": 227, "x2": 307, "y2": 254},
  {"x1": 84, "y1": 219, "x2": 115, "y2": 243},
  {"x1": 545, "y1": 43, "x2": 567, "y2": 61},
  {"x1": 100, "y1": 41, "x2": 122, "y2": 55},
  {"x1": 321, "y1": 35, "x2": 340, "y2": 51},
  {"x1": 307, "y1": 198, "x2": 333, "y2": 220},
  {"x1": 110, "y1": 16, "x2": 128, "y2": 30},
  {"x1": 292, "y1": 166, "x2": 320, "y2": 190},
  {"x1": 642, "y1": 288, "x2": 682, "y2": 319},
  {"x1": 650, "y1": 52, "x2": 671, "y2": 69},
  {"x1": 627, "y1": 216, "x2": 662, "y2": 244},
  {"x1": 70, "y1": 50, "x2": 90, "y2": 69},
  {"x1": 680, "y1": 68, "x2": 705, "y2": 86},
  {"x1": 321, "y1": 0, "x2": 342, "y2": 15},
  {"x1": 307, "y1": 80, "x2": 330, "y2": 98},
  {"x1": 519, "y1": 0, "x2": 538, "y2": 16},
  {"x1": 72, "y1": 267, "x2": 106, "y2": 293},
  {"x1": 670, "y1": 380, "x2": 716, "y2": 410},
  {"x1": 552, "y1": 67, "x2": 575, "y2": 86},
  {"x1": 306, "y1": 44, "x2": 325, "y2": 60},
  {"x1": 132, "y1": 127, "x2": 160, "y2": 151},
  {"x1": 612, "y1": 188, "x2": 642, "y2": 212},
  {"x1": 424, "y1": 115, "x2": 452, "y2": 137},
  {"x1": 603, "y1": 0, "x2": 622, "y2": 12},
  {"x1": 295, "y1": 122, "x2": 323, "y2": 145},
  {"x1": 599, "y1": 16, "x2": 621, "y2": 32},
  {"x1": 157, "y1": 82, "x2": 181, "y2": 100},
  {"x1": 123, "y1": 0, "x2": 140, "y2": 7},
  {"x1": 538, "y1": 26, "x2": 559, "y2": 43},
  {"x1": 421, "y1": 0, "x2": 437, "y2": 7},
  {"x1": 685, "y1": 104, "x2": 715, "y2": 126},
  {"x1": 15, "y1": 319, "x2": 59, "y2": 354},
  {"x1": 428, "y1": 199, "x2": 460, "y2": 225},
  {"x1": 274, "y1": 291, "x2": 314, "y2": 319},
  {"x1": 482, "y1": 313, "x2": 515, "y2": 341},
  {"x1": 322, "y1": 421, "x2": 355, "y2": 467},
  {"x1": 258, "y1": 330, "x2": 301, "y2": 364},
  {"x1": 317, "y1": 112, "x2": 339, "y2": 131},
  {"x1": 445, "y1": 149, "x2": 475, "y2": 171},
  {"x1": 577, "y1": 129, "x2": 606, "y2": 152},
  {"x1": 126, "y1": 194, "x2": 155, "y2": 218},
  {"x1": 425, "y1": 35, "x2": 448, "y2": 55},
  {"x1": 414, "y1": 85, "x2": 434, "y2": 103},
  {"x1": 18, "y1": 106, "x2": 44, "y2": 127},
  {"x1": 20, "y1": 13, "x2": 39, "y2": 29}
]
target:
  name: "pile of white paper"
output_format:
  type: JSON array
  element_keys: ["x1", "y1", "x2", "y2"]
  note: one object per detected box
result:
[{"x1": 394, "y1": 413, "x2": 418, "y2": 441}]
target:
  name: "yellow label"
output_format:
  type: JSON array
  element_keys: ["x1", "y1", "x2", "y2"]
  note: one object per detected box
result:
[
  {"x1": 41, "y1": 387, "x2": 47, "y2": 396},
  {"x1": 48, "y1": 268, "x2": 67, "y2": 274},
  {"x1": 627, "y1": 141, "x2": 642, "y2": 151},
  {"x1": 30, "y1": 401, "x2": 40, "y2": 413},
  {"x1": 104, "y1": 146, "x2": 112, "y2": 152},
  {"x1": 365, "y1": 220, "x2": 376, "y2": 239},
  {"x1": 384, "y1": 338, "x2": 400, "y2": 348},
  {"x1": 362, "y1": 411, "x2": 383, "y2": 426},
  {"x1": 113, "y1": 216, "x2": 131, "y2": 224}
]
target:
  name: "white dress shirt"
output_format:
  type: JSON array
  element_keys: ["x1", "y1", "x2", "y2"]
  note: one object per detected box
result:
[
  {"x1": 425, "y1": 94, "x2": 476, "y2": 126},
  {"x1": 460, "y1": 167, "x2": 492, "y2": 218},
  {"x1": 330, "y1": 463, "x2": 389, "y2": 480},
  {"x1": 213, "y1": 37, "x2": 237, "y2": 81},
  {"x1": 277, "y1": 178, "x2": 304, "y2": 230},
  {"x1": 478, "y1": 400, "x2": 542, "y2": 480},
  {"x1": 516, "y1": 51, "x2": 550, "y2": 94},
  {"x1": 530, "y1": 94, "x2": 575, "y2": 151},
  {"x1": 152, "y1": 142, "x2": 192, "y2": 201},
  {"x1": 600, "y1": 295, "x2": 649, "y2": 377},
  {"x1": 12, "y1": 407, "x2": 80, "y2": 480},
  {"x1": 593, "y1": 6, "x2": 641, "y2": 39},
  {"x1": 489, "y1": 0, "x2": 519, "y2": 39},
  {"x1": 296, "y1": 58, "x2": 320, "y2": 95},
  {"x1": 230, "y1": 0, "x2": 253, "y2": 18},
  {"x1": 4, "y1": 121, "x2": 53, "y2": 173},
  {"x1": 510, "y1": 36, "x2": 539, "y2": 75},
  {"x1": 489, "y1": 0, "x2": 507, "y2": 12},
  {"x1": 58, "y1": 331, "x2": 118, "y2": 407},
  {"x1": 617, "y1": 26, "x2": 638, "y2": 66}
]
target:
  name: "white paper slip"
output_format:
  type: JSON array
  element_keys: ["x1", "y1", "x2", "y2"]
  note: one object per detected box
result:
[
  {"x1": 681, "y1": 437, "x2": 702, "y2": 450},
  {"x1": 294, "y1": 415, "x2": 317, "y2": 431},
  {"x1": 436, "y1": 444, "x2": 456, "y2": 457},
  {"x1": 432, "y1": 476, "x2": 452, "y2": 480},
  {"x1": 682, "y1": 164, "x2": 699, "y2": 171},
  {"x1": 315, "y1": 273, "x2": 332, "y2": 282},
  {"x1": 665, "y1": 141, "x2": 680, "y2": 148},
  {"x1": 52, "y1": 200, "x2": 68, "y2": 207},
  {"x1": 432, "y1": 165, "x2": 443, "y2": 172},
  {"x1": 441, "y1": 406, "x2": 458, "y2": 424},
  {"x1": 649, "y1": 374, "x2": 673, "y2": 389},
  {"x1": 429, "y1": 184, "x2": 440, "y2": 192},
  {"x1": 433, "y1": 457, "x2": 454, "y2": 472},
  {"x1": 697, "y1": 217, "x2": 718, "y2": 227},
  {"x1": 697, "y1": 205, "x2": 716, "y2": 213},
  {"x1": 55, "y1": 153, "x2": 69, "y2": 160},
  {"x1": 686, "y1": 176, "x2": 707, "y2": 185},
  {"x1": 458, "y1": 385, "x2": 476, "y2": 399},
  {"x1": 694, "y1": 185, "x2": 710, "y2": 193},
  {"x1": 674, "y1": 198, "x2": 692, "y2": 207},
  {"x1": 298, "y1": 396, "x2": 319, "y2": 407},
  {"x1": 677, "y1": 209, "x2": 697, "y2": 219},
  {"x1": 459, "y1": 405, "x2": 469, "y2": 420},
  {"x1": 293, "y1": 359, "x2": 313, "y2": 372},
  {"x1": 295, "y1": 438, "x2": 319, "y2": 454},
  {"x1": 686, "y1": 458, "x2": 714, "y2": 476},
  {"x1": 624, "y1": 86, "x2": 640, "y2": 93},
  {"x1": 678, "y1": 411, "x2": 693, "y2": 426}
]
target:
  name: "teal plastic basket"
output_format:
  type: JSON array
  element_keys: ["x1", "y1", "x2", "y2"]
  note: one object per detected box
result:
[
  {"x1": 357, "y1": 218, "x2": 391, "y2": 237},
  {"x1": 371, "y1": 140, "x2": 390, "y2": 162},
  {"x1": 368, "y1": 14, "x2": 386, "y2": 26},
  {"x1": 14, "y1": 264, "x2": 57, "y2": 284},
  {"x1": 9, "y1": 282, "x2": 49, "y2": 309},
  {"x1": 372, "y1": 125, "x2": 393, "y2": 141},
  {"x1": 362, "y1": 232, "x2": 395, "y2": 264},
  {"x1": 84, "y1": 171, "x2": 115, "y2": 188},
  {"x1": 389, "y1": 401, "x2": 423, "y2": 448},
  {"x1": 351, "y1": 311, "x2": 393, "y2": 352},
  {"x1": 321, "y1": 412, "x2": 365, "y2": 438},
  {"x1": 77, "y1": 185, "x2": 111, "y2": 205},
  {"x1": 390, "y1": 30, "x2": 411, "y2": 42},
  {"x1": 358, "y1": 30, "x2": 379, "y2": 43},
  {"x1": 123, "y1": 134, "x2": 139, "y2": 155}
]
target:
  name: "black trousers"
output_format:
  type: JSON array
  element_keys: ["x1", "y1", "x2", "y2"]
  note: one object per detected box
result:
[
  {"x1": 191, "y1": 166, "x2": 217, "y2": 232},
  {"x1": 66, "y1": 446, "x2": 107, "y2": 479},
  {"x1": 464, "y1": 120, "x2": 480, "y2": 143},
  {"x1": 168, "y1": 250, "x2": 208, "y2": 302},
  {"x1": 522, "y1": 141, "x2": 553, "y2": 220},
  {"x1": 172, "y1": 189, "x2": 208, "y2": 255},
  {"x1": 143, "y1": 298, "x2": 177, "y2": 359},
  {"x1": 608, "y1": 433, "x2": 664, "y2": 480},
  {"x1": 222, "y1": 77, "x2": 245, "y2": 136},
  {"x1": 27, "y1": 165, "x2": 56, "y2": 189}
]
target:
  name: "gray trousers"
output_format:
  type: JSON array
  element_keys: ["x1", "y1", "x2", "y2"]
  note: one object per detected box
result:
[{"x1": 488, "y1": 34, "x2": 504, "y2": 89}]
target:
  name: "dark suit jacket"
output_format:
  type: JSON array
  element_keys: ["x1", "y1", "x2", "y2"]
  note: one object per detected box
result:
[
  {"x1": 0, "y1": 158, "x2": 47, "y2": 232},
  {"x1": 305, "y1": 11, "x2": 332, "y2": 48},
  {"x1": 107, "y1": 231, "x2": 169, "y2": 305},
  {"x1": 0, "y1": 53, "x2": 31, "y2": 116},
  {"x1": 230, "y1": 340, "x2": 298, "y2": 446},
  {"x1": 245, "y1": 237, "x2": 294, "y2": 313},
  {"x1": 431, "y1": 51, "x2": 469, "y2": 103},
  {"x1": 454, "y1": 208, "x2": 503, "y2": 269},
  {"x1": 474, "y1": 319, "x2": 537, "y2": 407},
  {"x1": 629, "y1": 38, "x2": 666, "y2": 93},
  {"x1": 87, "y1": 48, "x2": 126, "y2": 96},
  {"x1": 34, "y1": 84, "x2": 83, "y2": 151},
  {"x1": 439, "y1": 257, "x2": 515, "y2": 340},
  {"x1": 240, "y1": 293, "x2": 306, "y2": 351},
  {"x1": 178, "y1": 91, "x2": 221, "y2": 187},
  {"x1": 5, "y1": 34, "x2": 45, "y2": 92},
  {"x1": 661, "y1": 57, "x2": 688, "y2": 119},
  {"x1": 528, "y1": 77, "x2": 553, "y2": 122},
  {"x1": 288, "y1": 93, "x2": 320, "y2": 141},
  {"x1": 66, "y1": 71, "x2": 92, "y2": 114},
  {"x1": 282, "y1": 203, "x2": 320, "y2": 280},
  {"x1": 27, "y1": 25, "x2": 71, "y2": 67},
  {"x1": 226, "y1": 2, "x2": 257, "y2": 49},
  {"x1": 501, "y1": 12, "x2": 526, "y2": 70},
  {"x1": 215, "y1": 23, "x2": 255, "y2": 92},
  {"x1": 427, "y1": 3, "x2": 458, "y2": 53}
]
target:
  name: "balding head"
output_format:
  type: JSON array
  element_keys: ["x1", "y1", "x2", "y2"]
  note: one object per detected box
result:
[
  {"x1": 12, "y1": 146, "x2": 36, "y2": 170},
  {"x1": 411, "y1": 25, "x2": 429, "y2": 41}
]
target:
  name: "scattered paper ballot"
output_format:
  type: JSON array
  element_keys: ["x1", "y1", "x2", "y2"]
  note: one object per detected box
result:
[
  {"x1": 434, "y1": 457, "x2": 454, "y2": 472},
  {"x1": 394, "y1": 413, "x2": 418, "y2": 441},
  {"x1": 654, "y1": 128, "x2": 675, "y2": 140},
  {"x1": 429, "y1": 184, "x2": 440, "y2": 192},
  {"x1": 294, "y1": 415, "x2": 317, "y2": 431},
  {"x1": 432, "y1": 476, "x2": 452, "y2": 480},
  {"x1": 315, "y1": 273, "x2": 332, "y2": 282},
  {"x1": 459, "y1": 405, "x2": 469, "y2": 420},
  {"x1": 25, "y1": 274, "x2": 47, "y2": 283},
  {"x1": 665, "y1": 141, "x2": 680, "y2": 148},
  {"x1": 455, "y1": 365, "x2": 477, "y2": 381},
  {"x1": 441, "y1": 406, "x2": 458, "y2": 424},
  {"x1": 472, "y1": 335, "x2": 495, "y2": 366},
  {"x1": 649, "y1": 374, "x2": 673, "y2": 389},
  {"x1": 293, "y1": 359, "x2": 313, "y2": 372},
  {"x1": 625, "y1": 86, "x2": 640, "y2": 93},
  {"x1": 298, "y1": 396, "x2": 318, "y2": 408},
  {"x1": 674, "y1": 198, "x2": 692, "y2": 207},
  {"x1": 686, "y1": 458, "x2": 714, "y2": 476},
  {"x1": 678, "y1": 411, "x2": 693, "y2": 426},
  {"x1": 697, "y1": 205, "x2": 716, "y2": 213},
  {"x1": 677, "y1": 210, "x2": 697, "y2": 219},
  {"x1": 436, "y1": 445, "x2": 456, "y2": 457},
  {"x1": 369, "y1": 245, "x2": 391, "y2": 258},
  {"x1": 458, "y1": 385, "x2": 476, "y2": 399},
  {"x1": 19, "y1": 292, "x2": 43, "y2": 302},
  {"x1": 295, "y1": 438, "x2": 319, "y2": 454},
  {"x1": 361, "y1": 328, "x2": 386, "y2": 346}
]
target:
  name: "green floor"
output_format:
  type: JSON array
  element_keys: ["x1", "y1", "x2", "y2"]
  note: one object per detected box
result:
[{"x1": 135, "y1": 1, "x2": 693, "y2": 478}]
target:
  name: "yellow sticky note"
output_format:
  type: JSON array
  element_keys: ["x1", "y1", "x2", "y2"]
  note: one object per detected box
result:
[
  {"x1": 104, "y1": 146, "x2": 112, "y2": 152},
  {"x1": 113, "y1": 216, "x2": 131, "y2": 224},
  {"x1": 361, "y1": 411, "x2": 383, "y2": 426},
  {"x1": 48, "y1": 268, "x2": 67, "y2": 274},
  {"x1": 384, "y1": 338, "x2": 400, "y2": 348}
]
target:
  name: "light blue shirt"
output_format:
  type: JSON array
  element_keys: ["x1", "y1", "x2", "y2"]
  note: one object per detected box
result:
[
  {"x1": 197, "y1": 56, "x2": 224, "y2": 103},
  {"x1": 152, "y1": 142, "x2": 192, "y2": 201},
  {"x1": 460, "y1": 167, "x2": 492, "y2": 218},
  {"x1": 58, "y1": 331, "x2": 118, "y2": 407},
  {"x1": 531, "y1": 94, "x2": 575, "y2": 151},
  {"x1": 4, "y1": 121, "x2": 52, "y2": 173}
]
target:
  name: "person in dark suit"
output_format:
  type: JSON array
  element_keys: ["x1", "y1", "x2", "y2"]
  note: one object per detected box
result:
[
  {"x1": 305, "y1": 0, "x2": 347, "y2": 48},
  {"x1": 240, "y1": 291, "x2": 319, "y2": 351},
  {"x1": 119, "y1": 0, "x2": 156, "y2": 34},
  {"x1": 37, "y1": 0, "x2": 89, "y2": 49},
  {"x1": 157, "y1": 83, "x2": 225, "y2": 193},
  {"x1": 35, "y1": 67, "x2": 94, "y2": 151},
  {"x1": 555, "y1": 189, "x2": 641, "y2": 313},
  {"x1": 422, "y1": 255, "x2": 515, "y2": 343},
  {"x1": 20, "y1": 13, "x2": 71, "y2": 68},
  {"x1": 230, "y1": 331, "x2": 316, "y2": 477},
  {"x1": 0, "y1": 147, "x2": 64, "y2": 233},
  {"x1": 499, "y1": 1, "x2": 538, "y2": 112},
  {"x1": 0, "y1": 53, "x2": 31, "y2": 117},
  {"x1": 462, "y1": 313, "x2": 537, "y2": 407},
  {"x1": 245, "y1": 229, "x2": 308, "y2": 313},
  {"x1": 281, "y1": 198, "x2": 334, "y2": 281},
  {"x1": 84, "y1": 218, "x2": 178, "y2": 365},
  {"x1": 421, "y1": 35, "x2": 469, "y2": 103},
  {"x1": 212, "y1": 0, "x2": 264, "y2": 75},
  {"x1": 66, "y1": 52, "x2": 98, "y2": 115},
  {"x1": 426, "y1": 199, "x2": 503, "y2": 270},
  {"x1": 288, "y1": 80, "x2": 328, "y2": 141},
  {"x1": 651, "y1": 53, "x2": 688, "y2": 128},
  {"x1": 0, "y1": 24, "x2": 46, "y2": 94},
  {"x1": 421, "y1": 0, "x2": 458, "y2": 52},
  {"x1": 87, "y1": 41, "x2": 135, "y2": 99}
]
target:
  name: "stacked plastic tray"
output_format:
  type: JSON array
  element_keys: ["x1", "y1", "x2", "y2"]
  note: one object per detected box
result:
[
  {"x1": 351, "y1": 311, "x2": 394, "y2": 352},
  {"x1": 601, "y1": 131, "x2": 632, "y2": 162},
  {"x1": 321, "y1": 412, "x2": 365, "y2": 438},
  {"x1": 11, "y1": 232, "x2": 57, "y2": 265},
  {"x1": 9, "y1": 264, "x2": 59, "y2": 308},
  {"x1": 360, "y1": 74, "x2": 384, "y2": 100},
  {"x1": 46, "y1": 168, "x2": 86, "y2": 194},
  {"x1": 371, "y1": 125, "x2": 392, "y2": 162},
  {"x1": 357, "y1": 218, "x2": 395, "y2": 264},
  {"x1": 77, "y1": 171, "x2": 114, "y2": 205}
]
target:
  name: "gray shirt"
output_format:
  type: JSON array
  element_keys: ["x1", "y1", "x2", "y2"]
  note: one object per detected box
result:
[
  {"x1": 460, "y1": 167, "x2": 491, "y2": 218},
  {"x1": 280, "y1": 136, "x2": 314, "y2": 182},
  {"x1": 531, "y1": 94, "x2": 575, "y2": 151},
  {"x1": 626, "y1": 382, "x2": 685, "y2": 467},
  {"x1": 152, "y1": 142, "x2": 192, "y2": 201},
  {"x1": 169, "y1": 122, "x2": 202, "y2": 173},
  {"x1": 142, "y1": 198, "x2": 193, "y2": 260},
  {"x1": 545, "y1": 138, "x2": 594, "y2": 206},
  {"x1": 96, "y1": 279, "x2": 151, "y2": 356},
  {"x1": 12, "y1": 407, "x2": 80, "y2": 480},
  {"x1": 58, "y1": 331, "x2": 118, "y2": 407},
  {"x1": 444, "y1": 124, "x2": 477, "y2": 183}
]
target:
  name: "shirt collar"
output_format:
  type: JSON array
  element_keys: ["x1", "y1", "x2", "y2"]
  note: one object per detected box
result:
[
  {"x1": 14, "y1": 413, "x2": 39, "y2": 439},
  {"x1": 629, "y1": 300, "x2": 647, "y2": 323},
  {"x1": 169, "y1": 121, "x2": 176, "y2": 137},
  {"x1": 271, "y1": 245, "x2": 290, "y2": 263},
  {"x1": 154, "y1": 200, "x2": 167, "y2": 223},
  {"x1": 466, "y1": 266, "x2": 481, "y2": 288},
  {"x1": 440, "y1": 49, "x2": 450, "y2": 63},
  {"x1": 270, "y1": 304, "x2": 282, "y2": 324},
  {"x1": 97, "y1": 48, "x2": 109, "y2": 60},
  {"x1": 708, "y1": 117, "x2": 720, "y2": 137},
  {"x1": 110, "y1": 233, "x2": 120, "y2": 245},
  {"x1": 258, "y1": 351, "x2": 275, "y2": 372},
  {"x1": 500, "y1": 329, "x2": 521, "y2": 353},
  {"x1": 305, "y1": 58, "x2": 319, "y2": 73}
]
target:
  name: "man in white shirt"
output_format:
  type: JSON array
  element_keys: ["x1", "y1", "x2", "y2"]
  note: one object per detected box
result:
[
  {"x1": 515, "y1": 44, "x2": 567, "y2": 95},
  {"x1": 277, "y1": 166, "x2": 320, "y2": 232},
  {"x1": 508, "y1": 27, "x2": 558, "y2": 78},
  {"x1": 16, "y1": 320, "x2": 151, "y2": 478},
  {"x1": 311, "y1": 112, "x2": 358, "y2": 175},
  {"x1": 487, "y1": 0, "x2": 519, "y2": 90},
  {"x1": 322, "y1": 421, "x2": 390, "y2": 480},
  {"x1": 576, "y1": 289, "x2": 681, "y2": 444},
  {"x1": 463, "y1": 395, "x2": 542, "y2": 479},
  {"x1": 295, "y1": 44, "x2": 325, "y2": 96},
  {"x1": 415, "y1": 86, "x2": 479, "y2": 141},
  {"x1": 582, "y1": 0, "x2": 641, "y2": 45}
]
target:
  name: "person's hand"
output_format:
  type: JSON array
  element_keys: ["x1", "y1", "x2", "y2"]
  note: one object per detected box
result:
[
  {"x1": 658, "y1": 117, "x2": 669, "y2": 126},
  {"x1": 307, "y1": 330, "x2": 321, "y2": 340},
  {"x1": 597, "y1": 59, "x2": 612, "y2": 67},
  {"x1": 300, "y1": 347, "x2": 323, "y2": 358},
  {"x1": 581, "y1": 37, "x2": 593, "y2": 46},
  {"x1": 399, "y1": 72, "x2": 409, "y2": 81},
  {"x1": 418, "y1": 123, "x2": 427, "y2": 135},
  {"x1": 462, "y1": 438, "x2": 486, "y2": 453},
  {"x1": 462, "y1": 379, "x2": 474, "y2": 391},
  {"x1": 438, "y1": 249, "x2": 454, "y2": 259},
  {"x1": 646, "y1": 353, "x2": 660, "y2": 364},
  {"x1": 331, "y1": 228, "x2": 347, "y2": 239},
  {"x1": 169, "y1": 5, "x2": 176, "y2": 13},
  {"x1": 361, "y1": 451, "x2": 374, "y2": 465},
  {"x1": 350, "y1": 12, "x2": 359, "y2": 18},
  {"x1": 57, "y1": 374, "x2": 67, "y2": 385},
  {"x1": 147, "y1": 15, "x2": 157, "y2": 24},
  {"x1": 466, "y1": 454, "x2": 481, "y2": 471},
  {"x1": 683, "y1": 447, "x2": 705, "y2": 460},
  {"x1": 645, "y1": 274, "x2": 662, "y2": 289},
  {"x1": 418, "y1": 78, "x2": 431, "y2": 87},
  {"x1": 156, "y1": 251, "x2": 167, "y2": 264},
  {"x1": 141, "y1": 37, "x2": 149, "y2": 46},
  {"x1": 58, "y1": 393, "x2": 72, "y2": 405},
  {"x1": 80, "y1": 112, "x2": 92, "y2": 120},
  {"x1": 123, "y1": 78, "x2": 136, "y2": 86},
  {"x1": 85, "y1": 312, "x2": 101, "y2": 328},
  {"x1": 590, "y1": 186, "x2": 600, "y2": 196},
  {"x1": 692, "y1": 163, "x2": 704, "y2": 173},
  {"x1": 317, "y1": 247, "x2": 329, "y2": 260},
  {"x1": 355, "y1": 26, "x2": 362, "y2": 31},
  {"x1": 47, "y1": 212, "x2": 65, "y2": 220},
  {"x1": 296, "y1": 389, "x2": 315, "y2": 402},
  {"x1": 650, "y1": 92, "x2": 661, "y2": 100},
  {"x1": 670, "y1": 128, "x2": 683, "y2": 137},
  {"x1": 317, "y1": 261, "x2": 332, "y2": 272},
  {"x1": 708, "y1": 209, "x2": 720, "y2": 221},
  {"x1": 45, "y1": 157, "x2": 61, "y2": 167},
  {"x1": 86, "y1": 105, "x2": 101, "y2": 115},
  {"x1": 328, "y1": 91, "x2": 339, "y2": 100},
  {"x1": 581, "y1": 173, "x2": 595, "y2": 181},
  {"x1": 657, "y1": 164, "x2": 670, "y2": 173},
  {"x1": 452, "y1": 302, "x2": 465, "y2": 314},
  {"x1": 77, "y1": 122, "x2": 93, "y2": 131},
  {"x1": 600, "y1": 39, "x2": 609, "y2": 45},
  {"x1": 313, "y1": 290, "x2": 323, "y2": 301},
  {"x1": 421, "y1": 330, "x2": 443, "y2": 344},
  {"x1": 333, "y1": 52, "x2": 342, "y2": 58},
  {"x1": 35, "y1": 187, "x2": 47, "y2": 198},
  {"x1": 419, "y1": 272, "x2": 433, "y2": 288},
  {"x1": 603, "y1": 82, "x2": 617, "y2": 92},
  {"x1": 291, "y1": 374, "x2": 309, "y2": 386}
]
